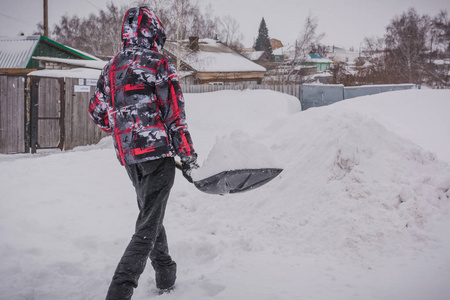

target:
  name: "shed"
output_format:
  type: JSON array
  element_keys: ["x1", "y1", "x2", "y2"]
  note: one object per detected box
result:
[{"x1": 0, "y1": 35, "x2": 98, "y2": 75}]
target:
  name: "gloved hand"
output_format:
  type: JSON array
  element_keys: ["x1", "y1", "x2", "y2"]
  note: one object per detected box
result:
[{"x1": 181, "y1": 154, "x2": 199, "y2": 183}]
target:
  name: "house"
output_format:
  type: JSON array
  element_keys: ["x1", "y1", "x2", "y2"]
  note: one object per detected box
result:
[
  {"x1": 241, "y1": 48, "x2": 280, "y2": 72},
  {"x1": 272, "y1": 45, "x2": 295, "y2": 62},
  {"x1": 432, "y1": 59, "x2": 450, "y2": 87},
  {"x1": 291, "y1": 53, "x2": 332, "y2": 73},
  {"x1": 0, "y1": 35, "x2": 99, "y2": 75},
  {"x1": 328, "y1": 46, "x2": 360, "y2": 65},
  {"x1": 270, "y1": 38, "x2": 283, "y2": 51},
  {"x1": 163, "y1": 38, "x2": 266, "y2": 84},
  {"x1": 0, "y1": 36, "x2": 108, "y2": 154},
  {"x1": 305, "y1": 53, "x2": 332, "y2": 72}
]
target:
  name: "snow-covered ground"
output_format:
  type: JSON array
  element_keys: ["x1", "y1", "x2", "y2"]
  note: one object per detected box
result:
[{"x1": 1, "y1": 89, "x2": 449, "y2": 300}]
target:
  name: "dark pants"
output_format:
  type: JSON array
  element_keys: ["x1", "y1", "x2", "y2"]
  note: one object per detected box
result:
[{"x1": 106, "y1": 158, "x2": 177, "y2": 300}]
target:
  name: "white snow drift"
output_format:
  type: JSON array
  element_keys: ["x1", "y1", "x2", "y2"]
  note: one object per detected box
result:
[{"x1": 0, "y1": 89, "x2": 449, "y2": 300}]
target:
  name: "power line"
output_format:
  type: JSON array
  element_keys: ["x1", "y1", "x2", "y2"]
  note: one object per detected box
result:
[
  {"x1": 0, "y1": 13, "x2": 38, "y2": 26},
  {"x1": 86, "y1": 0, "x2": 101, "y2": 11}
]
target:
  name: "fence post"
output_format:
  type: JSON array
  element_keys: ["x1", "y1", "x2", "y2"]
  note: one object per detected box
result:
[
  {"x1": 29, "y1": 77, "x2": 40, "y2": 154},
  {"x1": 24, "y1": 77, "x2": 31, "y2": 152},
  {"x1": 58, "y1": 77, "x2": 65, "y2": 150}
]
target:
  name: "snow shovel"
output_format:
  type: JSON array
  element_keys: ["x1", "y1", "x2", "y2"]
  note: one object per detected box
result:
[{"x1": 175, "y1": 161, "x2": 282, "y2": 195}]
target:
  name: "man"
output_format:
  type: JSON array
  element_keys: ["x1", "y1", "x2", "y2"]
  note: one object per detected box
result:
[{"x1": 88, "y1": 6, "x2": 198, "y2": 299}]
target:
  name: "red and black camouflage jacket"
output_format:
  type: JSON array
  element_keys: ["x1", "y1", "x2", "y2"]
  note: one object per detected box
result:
[{"x1": 89, "y1": 6, "x2": 195, "y2": 166}]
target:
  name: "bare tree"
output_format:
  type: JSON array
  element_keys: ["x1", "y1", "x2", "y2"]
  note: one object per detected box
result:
[
  {"x1": 295, "y1": 14, "x2": 325, "y2": 59},
  {"x1": 312, "y1": 44, "x2": 330, "y2": 58},
  {"x1": 174, "y1": 0, "x2": 186, "y2": 69},
  {"x1": 355, "y1": 36, "x2": 390, "y2": 84},
  {"x1": 217, "y1": 15, "x2": 244, "y2": 51},
  {"x1": 280, "y1": 13, "x2": 325, "y2": 84},
  {"x1": 348, "y1": 8, "x2": 450, "y2": 87},
  {"x1": 197, "y1": 4, "x2": 221, "y2": 39},
  {"x1": 52, "y1": 14, "x2": 83, "y2": 46},
  {"x1": 385, "y1": 8, "x2": 430, "y2": 84},
  {"x1": 51, "y1": 3, "x2": 126, "y2": 58},
  {"x1": 33, "y1": 22, "x2": 45, "y2": 35},
  {"x1": 432, "y1": 10, "x2": 450, "y2": 54}
]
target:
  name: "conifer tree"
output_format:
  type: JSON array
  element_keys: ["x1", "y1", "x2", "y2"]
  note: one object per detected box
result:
[{"x1": 255, "y1": 18, "x2": 272, "y2": 55}]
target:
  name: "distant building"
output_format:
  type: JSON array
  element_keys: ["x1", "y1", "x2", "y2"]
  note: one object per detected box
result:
[
  {"x1": 164, "y1": 38, "x2": 266, "y2": 84},
  {"x1": 0, "y1": 35, "x2": 98, "y2": 75},
  {"x1": 270, "y1": 38, "x2": 283, "y2": 51},
  {"x1": 305, "y1": 53, "x2": 332, "y2": 72},
  {"x1": 328, "y1": 46, "x2": 360, "y2": 64},
  {"x1": 242, "y1": 50, "x2": 271, "y2": 63},
  {"x1": 272, "y1": 45, "x2": 295, "y2": 62}
]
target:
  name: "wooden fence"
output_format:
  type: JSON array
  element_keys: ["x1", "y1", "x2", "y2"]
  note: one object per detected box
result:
[
  {"x1": 0, "y1": 75, "x2": 106, "y2": 154},
  {"x1": 64, "y1": 78, "x2": 106, "y2": 150},
  {"x1": 0, "y1": 73, "x2": 415, "y2": 154},
  {"x1": 180, "y1": 84, "x2": 302, "y2": 100}
]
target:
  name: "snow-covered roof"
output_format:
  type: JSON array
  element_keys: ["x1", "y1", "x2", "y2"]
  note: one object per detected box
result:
[
  {"x1": 433, "y1": 59, "x2": 450, "y2": 65},
  {"x1": 28, "y1": 67, "x2": 101, "y2": 79},
  {"x1": 33, "y1": 56, "x2": 107, "y2": 69},
  {"x1": 308, "y1": 53, "x2": 332, "y2": 63},
  {"x1": 242, "y1": 51, "x2": 266, "y2": 61},
  {"x1": 328, "y1": 46, "x2": 361, "y2": 63},
  {"x1": 165, "y1": 39, "x2": 266, "y2": 73},
  {"x1": 331, "y1": 46, "x2": 358, "y2": 55},
  {"x1": 178, "y1": 70, "x2": 195, "y2": 79},
  {"x1": 272, "y1": 45, "x2": 294, "y2": 56}
]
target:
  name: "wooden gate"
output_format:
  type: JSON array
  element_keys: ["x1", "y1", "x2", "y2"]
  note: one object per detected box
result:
[{"x1": 29, "y1": 76, "x2": 65, "y2": 153}]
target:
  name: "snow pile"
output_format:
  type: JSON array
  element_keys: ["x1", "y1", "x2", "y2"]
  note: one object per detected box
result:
[
  {"x1": 264, "y1": 110, "x2": 449, "y2": 259},
  {"x1": 1, "y1": 89, "x2": 450, "y2": 300},
  {"x1": 193, "y1": 130, "x2": 280, "y2": 180}
]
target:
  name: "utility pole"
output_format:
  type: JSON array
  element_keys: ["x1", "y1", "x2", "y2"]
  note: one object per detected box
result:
[{"x1": 44, "y1": 0, "x2": 48, "y2": 37}]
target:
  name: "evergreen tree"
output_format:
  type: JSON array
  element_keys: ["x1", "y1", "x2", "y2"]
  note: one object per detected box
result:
[{"x1": 255, "y1": 18, "x2": 272, "y2": 55}]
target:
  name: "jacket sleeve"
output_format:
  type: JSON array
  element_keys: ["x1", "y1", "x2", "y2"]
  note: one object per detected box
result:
[
  {"x1": 88, "y1": 69, "x2": 112, "y2": 135},
  {"x1": 156, "y1": 58, "x2": 195, "y2": 159}
]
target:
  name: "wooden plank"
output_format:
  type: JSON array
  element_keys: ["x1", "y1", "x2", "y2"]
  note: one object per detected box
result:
[
  {"x1": 64, "y1": 78, "x2": 106, "y2": 150},
  {"x1": 179, "y1": 84, "x2": 303, "y2": 106},
  {"x1": 0, "y1": 75, "x2": 26, "y2": 153},
  {"x1": 37, "y1": 119, "x2": 60, "y2": 147},
  {"x1": 63, "y1": 78, "x2": 74, "y2": 150},
  {"x1": 65, "y1": 78, "x2": 81, "y2": 150}
]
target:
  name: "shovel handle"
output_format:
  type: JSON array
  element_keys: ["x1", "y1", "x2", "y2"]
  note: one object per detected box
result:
[{"x1": 175, "y1": 160, "x2": 183, "y2": 170}]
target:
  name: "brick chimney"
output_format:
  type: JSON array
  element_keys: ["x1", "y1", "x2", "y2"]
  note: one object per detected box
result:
[{"x1": 189, "y1": 37, "x2": 199, "y2": 51}]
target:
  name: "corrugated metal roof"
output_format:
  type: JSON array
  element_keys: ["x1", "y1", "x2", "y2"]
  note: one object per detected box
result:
[{"x1": 0, "y1": 35, "x2": 40, "y2": 68}]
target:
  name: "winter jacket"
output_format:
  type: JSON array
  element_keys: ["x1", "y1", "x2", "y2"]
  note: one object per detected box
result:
[{"x1": 89, "y1": 6, "x2": 195, "y2": 166}]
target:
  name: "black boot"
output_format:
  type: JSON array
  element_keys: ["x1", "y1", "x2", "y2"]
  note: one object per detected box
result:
[{"x1": 152, "y1": 260, "x2": 177, "y2": 290}]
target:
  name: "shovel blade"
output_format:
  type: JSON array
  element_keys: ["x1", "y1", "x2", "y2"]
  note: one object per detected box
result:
[{"x1": 193, "y1": 168, "x2": 283, "y2": 195}]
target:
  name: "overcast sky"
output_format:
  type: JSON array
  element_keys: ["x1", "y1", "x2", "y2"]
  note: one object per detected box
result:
[{"x1": 1, "y1": 0, "x2": 449, "y2": 49}]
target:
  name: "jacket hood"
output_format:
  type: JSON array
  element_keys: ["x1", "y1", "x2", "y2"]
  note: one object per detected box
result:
[{"x1": 121, "y1": 6, "x2": 166, "y2": 52}]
